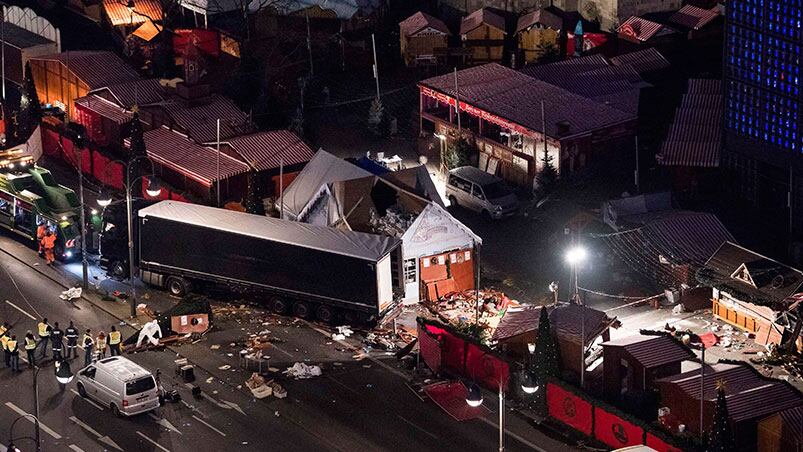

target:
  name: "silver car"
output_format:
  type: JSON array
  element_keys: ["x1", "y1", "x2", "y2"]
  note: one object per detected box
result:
[
  {"x1": 76, "y1": 356, "x2": 160, "y2": 417},
  {"x1": 446, "y1": 167, "x2": 520, "y2": 219}
]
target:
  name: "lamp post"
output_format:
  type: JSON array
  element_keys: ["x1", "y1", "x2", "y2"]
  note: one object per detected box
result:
[
  {"x1": 465, "y1": 371, "x2": 539, "y2": 452},
  {"x1": 97, "y1": 157, "x2": 161, "y2": 318},
  {"x1": 434, "y1": 133, "x2": 447, "y2": 176},
  {"x1": 564, "y1": 246, "x2": 587, "y2": 303},
  {"x1": 565, "y1": 245, "x2": 587, "y2": 387},
  {"x1": 7, "y1": 362, "x2": 73, "y2": 452}
]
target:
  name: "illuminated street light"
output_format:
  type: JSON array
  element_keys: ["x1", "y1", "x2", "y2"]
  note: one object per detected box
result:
[
  {"x1": 465, "y1": 383, "x2": 483, "y2": 407},
  {"x1": 521, "y1": 371, "x2": 538, "y2": 394},
  {"x1": 565, "y1": 246, "x2": 587, "y2": 265}
]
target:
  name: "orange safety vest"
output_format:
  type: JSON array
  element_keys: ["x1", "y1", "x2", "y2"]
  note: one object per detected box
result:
[
  {"x1": 37, "y1": 224, "x2": 47, "y2": 239},
  {"x1": 109, "y1": 331, "x2": 121, "y2": 345},
  {"x1": 41, "y1": 235, "x2": 57, "y2": 250}
]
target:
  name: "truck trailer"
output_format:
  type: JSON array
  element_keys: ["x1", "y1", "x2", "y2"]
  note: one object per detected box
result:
[{"x1": 135, "y1": 201, "x2": 402, "y2": 323}]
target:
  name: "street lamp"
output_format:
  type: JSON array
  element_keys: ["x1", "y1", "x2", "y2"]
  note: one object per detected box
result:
[
  {"x1": 55, "y1": 360, "x2": 74, "y2": 385},
  {"x1": 565, "y1": 246, "x2": 587, "y2": 303},
  {"x1": 434, "y1": 133, "x2": 447, "y2": 175},
  {"x1": 7, "y1": 362, "x2": 73, "y2": 452},
  {"x1": 97, "y1": 157, "x2": 162, "y2": 318},
  {"x1": 465, "y1": 383, "x2": 483, "y2": 407},
  {"x1": 521, "y1": 371, "x2": 539, "y2": 394}
]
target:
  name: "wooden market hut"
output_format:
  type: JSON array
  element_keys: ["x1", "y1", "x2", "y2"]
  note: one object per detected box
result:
[
  {"x1": 516, "y1": 8, "x2": 562, "y2": 64},
  {"x1": 460, "y1": 8, "x2": 506, "y2": 64},
  {"x1": 399, "y1": 11, "x2": 451, "y2": 66}
]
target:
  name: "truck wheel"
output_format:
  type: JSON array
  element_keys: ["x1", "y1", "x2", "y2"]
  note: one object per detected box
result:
[
  {"x1": 271, "y1": 297, "x2": 289, "y2": 315},
  {"x1": 315, "y1": 305, "x2": 334, "y2": 324},
  {"x1": 77, "y1": 383, "x2": 87, "y2": 398},
  {"x1": 342, "y1": 310, "x2": 357, "y2": 325},
  {"x1": 111, "y1": 403, "x2": 122, "y2": 417},
  {"x1": 111, "y1": 261, "x2": 127, "y2": 279},
  {"x1": 292, "y1": 301, "x2": 311, "y2": 319},
  {"x1": 166, "y1": 276, "x2": 190, "y2": 297}
]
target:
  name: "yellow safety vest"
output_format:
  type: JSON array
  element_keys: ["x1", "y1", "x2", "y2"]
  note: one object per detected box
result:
[
  {"x1": 0, "y1": 336, "x2": 8, "y2": 351},
  {"x1": 83, "y1": 335, "x2": 93, "y2": 347},
  {"x1": 109, "y1": 331, "x2": 121, "y2": 344},
  {"x1": 38, "y1": 323, "x2": 50, "y2": 337},
  {"x1": 25, "y1": 338, "x2": 36, "y2": 350},
  {"x1": 7, "y1": 340, "x2": 17, "y2": 353},
  {"x1": 0, "y1": 325, "x2": 7, "y2": 336}
]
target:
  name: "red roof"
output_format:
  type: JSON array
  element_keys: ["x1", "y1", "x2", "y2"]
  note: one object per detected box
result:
[
  {"x1": 668, "y1": 5, "x2": 720, "y2": 30},
  {"x1": 226, "y1": 130, "x2": 314, "y2": 172},
  {"x1": 400, "y1": 11, "x2": 450, "y2": 37},
  {"x1": 516, "y1": 8, "x2": 562, "y2": 33},
  {"x1": 32, "y1": 51, "x2": 140, "y2": 89},
  {"x1": 618, "y1": 16, "x2": 673, "y2": 42},
  {"x1": 493, "y1": 303, "x2": 612, "y2": 344},
  {"x1": 90, "y1": 78, "x2": 165, "y2": 109},
  {"x1": 160, "y1": 95, "x2": 252, "y2": 144},
  {"x1": 609, "y1": 48, "x2": 671, "y2": 74},
  {"x1": 140, "y1": 127, "x2": 249, "y2": 186},
  {"x1": 602, "y1": 334, "x2": 694, "y2": 368},
  {"x1": 420, "y1": 63, "x2": 634, "y2": 138},
  {"x1": 460, "y1": 8, "x2": 505, "y2": 35},
  {"x1": 657, "y1": 363, "x2": 803, "y2": 423},
  {"x1": 103, "y1": 0, "x2": 163, "y2": 27},
  {"x1": 657, "y1": 79, "x2": 722, "y2": 168}
]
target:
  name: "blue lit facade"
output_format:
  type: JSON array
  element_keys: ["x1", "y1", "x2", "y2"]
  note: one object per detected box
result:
[{"x1": 725, "y1": 0, "x2": 802, "y2": 153}]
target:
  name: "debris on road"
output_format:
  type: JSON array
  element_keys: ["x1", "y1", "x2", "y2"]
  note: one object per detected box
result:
[
  {"x1": 245, "y1": 373, "x2": 272, "y2": 399},
  {"x1": 59, "y1": 286, "x2": 82, "y2": 301},
  {"x1": 331, "y1": 325, "x2": 353, "y2": 341},
  {"x1": 284, "y1": 362, "x2": 322, "y2": 379}
]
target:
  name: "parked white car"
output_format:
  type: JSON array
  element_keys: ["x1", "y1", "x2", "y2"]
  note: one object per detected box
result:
[
  {"x1": 76, "y1": 356, "x2": 160, "y2": 417},
  {"x1": 445, "y1": 166, "x2": 519, "y2": 219}
]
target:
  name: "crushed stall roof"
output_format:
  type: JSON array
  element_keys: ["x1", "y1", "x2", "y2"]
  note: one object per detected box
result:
[{"x1": 139, "y1": 200, "x2": 401, "y2": 262}]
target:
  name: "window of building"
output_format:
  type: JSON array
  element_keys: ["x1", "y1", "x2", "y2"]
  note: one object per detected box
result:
[{"x1": 403, "y1": 259, "x2": 417, "y2": 284}]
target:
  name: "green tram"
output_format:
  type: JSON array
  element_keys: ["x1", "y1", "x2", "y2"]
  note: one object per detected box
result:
[{"x1": 0, "y1": 153, "x2": 82, "y2": 261}]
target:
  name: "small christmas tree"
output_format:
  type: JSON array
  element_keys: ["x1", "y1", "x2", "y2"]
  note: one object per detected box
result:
[
  {"x1": 707, "y1": 380, "x2": 735, "y2": 452},
  {"x1": 444, "y1": 136, "x2": 474, "y2": 169},
  {"x1": 244, "y1": 171, "x2": 265, "y2": 216},
  {"x1": 367, "y1": 97, "x2": 386, "y2": 137},
  {"x1": 535, "y1": 146, "x2": 558, "y2": 195},
  {"x1": 14, "y1": 62, "x2": 42, "y2": 144},
  {"x1": 530, "y1": 306, "x2": 559, "y2": 414}
]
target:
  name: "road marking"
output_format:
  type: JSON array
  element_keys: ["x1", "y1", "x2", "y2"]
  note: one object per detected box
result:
[
  {"x1": 5, "y1": 402, "x2": 62, "y2": 439},
  {"x1": 478, "y1": 416, "x2": 546, "y2": 452},
  {"x1": 69, "y1": 389, "x2": 104, "y2": 410},
  {"x1": 191, "y1": 415, "x2": 227, "y2": 437},
  {"x1": 5, "y1": 300, "x2": 36, "y2": 320},
  {"x1": 309, "y1": 325, "x2": 407, "y2": 379},
  {"x1": 69, "y1": 444, "x2": 86, "y2": 452},
  {"x1": 148, "y1": 413, "x2": 182, "y2": 434},
  {"x1": 396, "y1": 415, "x2": 438, "y2": 440},
  {"x1": 136, "y1": 431, "x2": 171, "y2": 452},
  {"x1": 70, "y1": 416, "x2": 103, "y2": 437}
]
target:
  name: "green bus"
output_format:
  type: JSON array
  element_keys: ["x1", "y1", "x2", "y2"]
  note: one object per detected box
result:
[{"x1": 0, "y1": 162, "x2": 82, "y2": 261}]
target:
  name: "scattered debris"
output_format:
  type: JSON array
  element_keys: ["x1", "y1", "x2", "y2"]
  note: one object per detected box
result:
[
  {"x1": 59, "y1": 286, "x2": 82, "y2": 301},
  {"x1": 245, "y1": 373, "x2": 272, "y2": 399},
  {"x1": 284, "y1": 362, "x2": 322, "y2": 379},
  {"x1": 210, "y1": 345, "x2": 220, "y2": 350},
  {"x1": 331, "y1": 326, "x2": 354, "y2": 341},
  {"x1": 218, "y1": 365, "x2": 231, "y2": 371}
]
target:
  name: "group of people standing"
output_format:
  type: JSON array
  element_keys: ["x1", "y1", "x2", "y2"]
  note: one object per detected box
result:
[{"x1": 1, "y1": 317, "x2": 125, "y2": 372}]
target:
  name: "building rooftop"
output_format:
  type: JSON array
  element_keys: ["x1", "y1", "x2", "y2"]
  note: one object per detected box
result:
[
  {"x1": 90, "y1": 78, "x2": 166, "y2": 109},
  {"x1": 32, "y1": 51, "x2": 140, "y2": 89},
  {"x1": 225, "y1": 130, "x2": 314, "y2": 172},
  {"x1": 602, "y1": 333, "x2": 695, "y2": 369},
  {"x1": 657, "y1": 79, "x2": 722, "y2": 168},
  {"x1": 420, "y1": 63, "x2": 634, "y2": 138},
  {"x1": 0, "y1": 22, "x2": 54, "y2": 49},
  {"x1": 618, "y1": 16, "x2": 677, "y2": 42},
  {"x1": 668, "y1": 5, "x2": 720, "y2": 30},
  {"x1": 400, "y1": 11, "x2": 450, "y2": 37},
  {"x1": 492, "y1": 303, "x2": 613, "y2": 344},
  {"x1": 460, "y1": 8, "x2": 505, "y2": 35},
  {"x1": 159, "y1": 95, "x2": 252, "y2": 144},
  {"x1": 516, "y1": 8, "x2": 563, "y2": 33},
  {"x1": 103, "y1": 0, "x2": 163, "y2": 26}
]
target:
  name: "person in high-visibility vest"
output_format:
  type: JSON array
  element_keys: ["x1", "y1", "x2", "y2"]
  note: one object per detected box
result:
[
  {"x1": 65, "y1": 321, "x2": 78, "y2": 360},
  {"x1": 83, "y1": 330, "x2": 94, "y2": 367},
  {"x1": 36, "y1": 223, "x2": 47, "y2": 256},
  {"x1": 95, "y1": 331, "x2": 107, "y2": 360},
  {"x1": 108, "y1": 326, "x2": 122, "y2": 356},
  {"x1": 51, "y1": 322, "x2": 64, "y2": 361},
  {"x1": 0, "y1": 322, "x2": 9, "y2": 337},
  {"x1": 24, "y1": 331, "x2": 36, "y2": 368},
  {"x1": 41, "y1": 230, "x2": 57, "y2": 265},
  {"x1": 1, "y1": 330, "x2": 10, "y2": 368},
  {"x1": 7, "y1": 335, "x2": 19, "y2": 372},
  {"x1": 37, "y1": 318, "x2": 52, "y2": 359}
]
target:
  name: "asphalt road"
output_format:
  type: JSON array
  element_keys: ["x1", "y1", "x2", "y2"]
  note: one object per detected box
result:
[{"x1": 0, "y1": 232, "x2": 574, "y2": 452}]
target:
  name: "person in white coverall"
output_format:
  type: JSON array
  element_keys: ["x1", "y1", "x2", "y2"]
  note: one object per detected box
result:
[{"x1": 136, "y1": 320, "x2": 163, "y2": 348}]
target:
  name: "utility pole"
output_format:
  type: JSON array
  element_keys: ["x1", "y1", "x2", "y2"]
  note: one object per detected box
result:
[
  {"x1": 634, "y1": 135, "x2": 640, "y2": 193},
  {"x1": 279, "y1": 158, "x2": 284, "y2": 220},
  {"x1": 77, "y1": 144, "x2": 88, "y2": 290},
  {"x1": 454, "y1": 67, "x2": 461, "y2": 132},
  {"x1": 305, "y1": 10, "x2": 313, "y2": 76},
  {"x1": 216, "y1": 118, "x2": 220, "y2": 207},
  {"x1": 2, "y1": 7, "x2": 6, "y2": 102},
  {"x1": 789, "y1": 166, "x2": 794, "y2": 238},
  {"x1": 371, "y1": 34, "x2": 380, "y2": 100},
  {"x1": 699, "y1": 345, "x2": 705, "y2": 440},
  {"x1": 540, "y1": 100, "x2": 547, "y2": 165}
]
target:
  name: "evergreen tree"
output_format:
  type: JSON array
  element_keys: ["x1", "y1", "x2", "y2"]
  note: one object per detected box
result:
[
  {"x1": 14, "y1": 62, "x2": 42, "y2": 144},
  {"x1": 367, "y1": 97, "x2": 386, "y2": 137},
  {"x1": 444, "y1": 136, "x2": 474, "y2": 169},
  {"x1": 707, "y1": 381, "x2": 735, "y2": 452},
  {"x1": 535, "y1": 41, "x2": 560, "y2": 63},
  {"x1": 530, "y1": 306, "x2": 559, "y2": 414},
  {"x1": 244, "y1": 171, "x2": 265, "y2": 216},
  {"x1": 535, "y1": 145, "x2": 558, "y2": 195}
]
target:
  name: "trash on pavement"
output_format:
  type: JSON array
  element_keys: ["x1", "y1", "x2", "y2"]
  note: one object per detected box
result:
[
  {"x1": 59, "y1": 286, "x2": 82, "y2": 301},
  {"x1": 245, "y1": 373, "x2": 272, "y2": 399},
  {"x1": 171, "y1": 314, "x2": 209, "y2": 334},
  {"x1": 284, "y1": 362, "x2": 322, "y2": 379}
]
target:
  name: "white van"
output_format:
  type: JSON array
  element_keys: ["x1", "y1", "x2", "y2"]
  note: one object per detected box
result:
[
  {"x1": 446, "y1": 166, "x2": 520, "y2": 219},
  {"x1": 76, "y1": 356, "x2": 160, "y2": 417}
]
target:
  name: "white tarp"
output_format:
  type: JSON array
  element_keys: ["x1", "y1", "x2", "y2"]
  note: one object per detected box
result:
[
  {"x1": 402, "y1": 202, "x2": 481, "y2": 258},
  {"x1": 139, "y1": 200, "x2": 399, "y2": 262},
  {"x1": 281, "y1": 149, "x2": 371, "y2": 220}
]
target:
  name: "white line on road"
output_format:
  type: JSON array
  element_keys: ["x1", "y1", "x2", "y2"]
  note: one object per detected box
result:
[
  {"x1": 148, "y1": 413, "x2": 182, "y2": 435},
  {"x1": 5, "y1": 300, "x2": 36, "y2": 320},
  {"x1": 69, "y1": 416, "x2": 102, "y2": 437},
  {"x1": 5, "y1": 402, "x2": 62, "y2": 439},
  {"x1": 396, "y1": 415, "x2": 438, "y2": 440},
  {"x1": 478, "y1": 416, "x2": 546, "y2": 452},
  {"x1": 191, "y1": 415, "x2": 227, "y2": 437},
  {"x1": 69, "y1": 389, "x2": 104, "y2": 410},
  {"x1": 69, "y1": 445, "x2": 86, "y2": 452},
  {"x1": 136, "y1": 431, "x2": 171, "y2": 452}
]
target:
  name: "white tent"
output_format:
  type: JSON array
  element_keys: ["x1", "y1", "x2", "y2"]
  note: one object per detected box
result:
[{"x1": 280, "y1": 149, "x2": 371, "y2": 221}]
